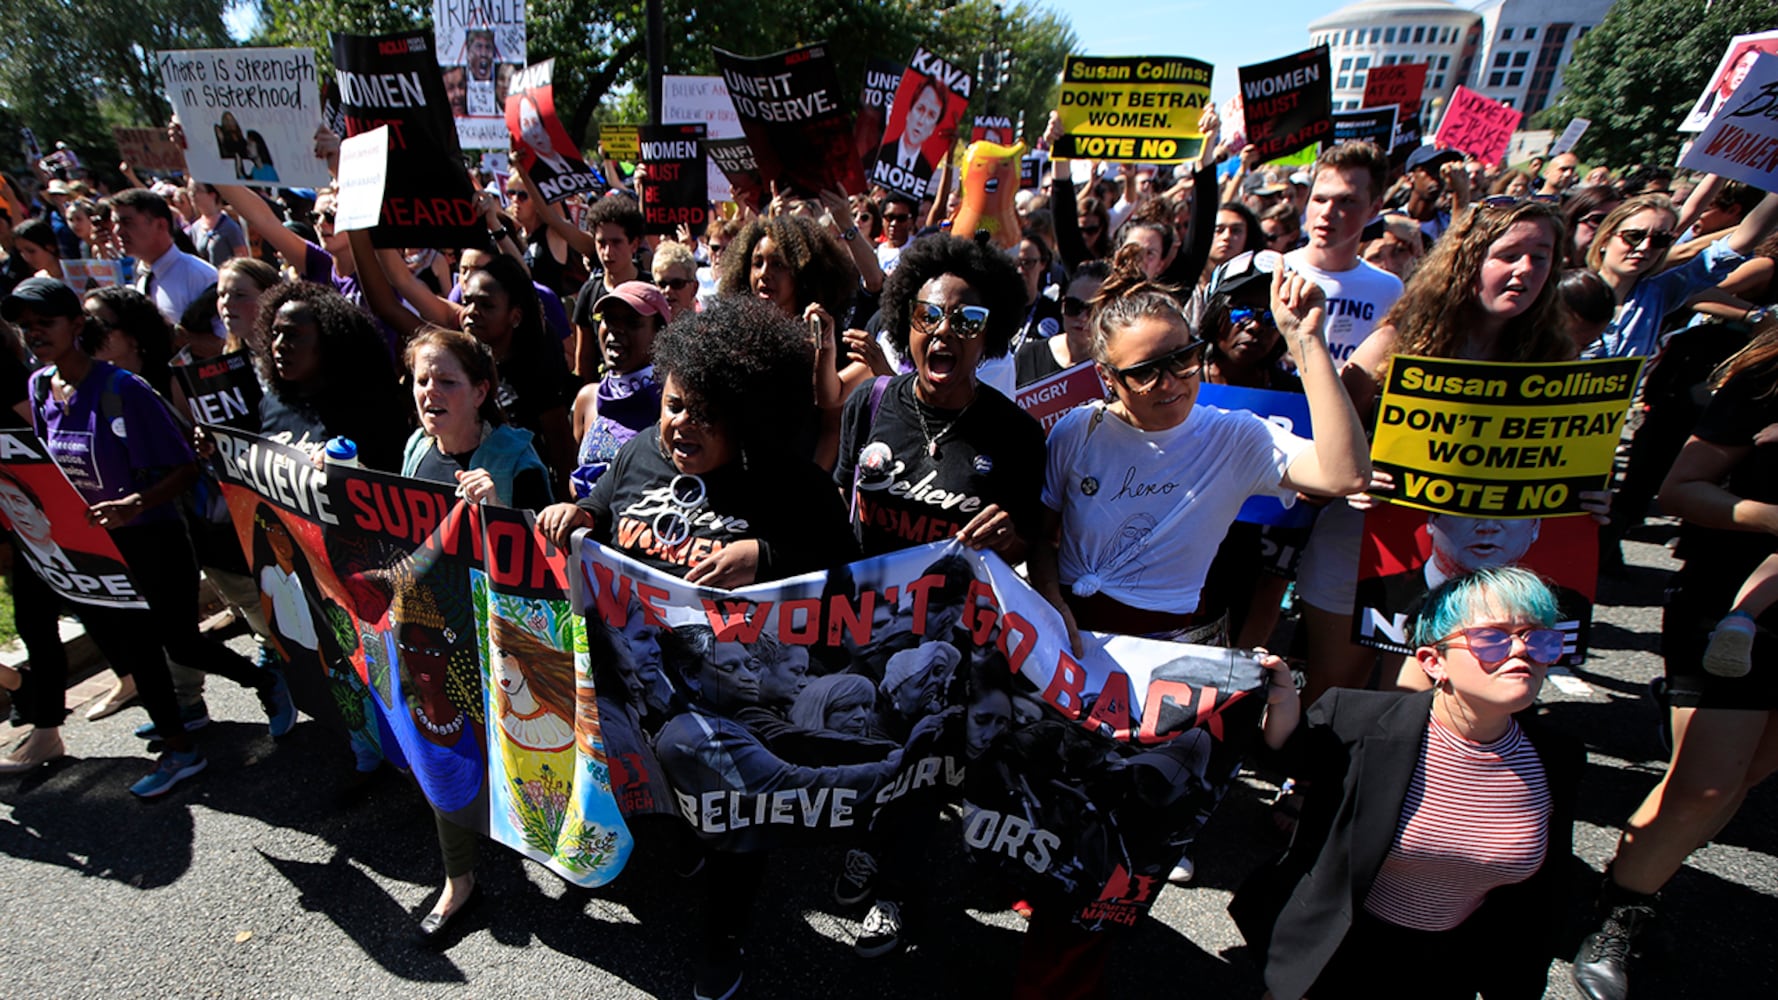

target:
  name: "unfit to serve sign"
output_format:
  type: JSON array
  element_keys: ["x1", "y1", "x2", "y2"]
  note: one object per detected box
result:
[
  {"x1": 1368, "y1": 355, "x2": 1642, "y2": 517},
  {"x1": 1055, "y1": 56, "x2": 1211, "y2": 163}
]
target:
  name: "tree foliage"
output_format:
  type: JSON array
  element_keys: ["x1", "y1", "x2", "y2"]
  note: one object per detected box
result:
[{"x1": 1533, "y1": 0, "x2": 1777, "y2": 167}]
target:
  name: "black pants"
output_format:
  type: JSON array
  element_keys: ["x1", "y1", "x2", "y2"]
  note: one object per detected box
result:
[{"x1": 7, "y1": 555, "x2": 72, "y2": 728}]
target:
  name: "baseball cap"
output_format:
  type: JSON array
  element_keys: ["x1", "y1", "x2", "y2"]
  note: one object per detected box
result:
[
  {"x1": 1243, "y1": 173, "x2": 1287, "y2": 197},
  {"x1": 592, "y1": 281, "x2": 672, "y2": 320},
  {"x1": 1, "y1": 276, "x2": 83, "y2": 321},
  {"x1": 45, "y1": 179, "x2": 70, "y2": 196},
  {"x1": 1405, "y1": 145, "x2": 1462, "y2": 174}
]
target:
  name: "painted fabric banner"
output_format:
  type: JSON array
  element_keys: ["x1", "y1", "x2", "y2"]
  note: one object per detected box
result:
[
  {"x1": 204, "y1": 428, "x2": 633, "y2": 887},
  {"x1": 0, "y1": 429, "x2": 146, "y2": 609},
  {"x1": 157, "y1": 48, "x2": 327, "y2": 189},
  {"x1": 569, "y1": 536, "x2": 1266, "y2": 929},
  {"x1": 434, "y1": 0, "x2": 527, "y2": 149}
]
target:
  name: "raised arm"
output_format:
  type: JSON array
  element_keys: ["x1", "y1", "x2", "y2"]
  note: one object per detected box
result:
[
  {"x1": 515, "y1": 162, "x2": 597, "y2": 260},
  {"x1": 1275, "y1": 270, "x2": 1371, "y2": 496},
  {"x1": 346, "y1": 228, "x2": 426, "y2": 343},
  {"x1": 374, "y1": 246, "x2": 463, "y2": 329},
  {"x1": 1727, "y1": 190, "x2": 1778, "y2": 257}
]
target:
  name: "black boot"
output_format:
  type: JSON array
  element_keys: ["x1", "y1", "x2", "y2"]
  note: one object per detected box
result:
[{"x1": 1572, "y1": 875, "x2": 1657, "y2": 1000}]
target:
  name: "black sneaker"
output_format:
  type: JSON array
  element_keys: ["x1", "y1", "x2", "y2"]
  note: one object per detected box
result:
[
  {"x1": 1572, "y1": 901, "x2": 1655, "y2": 1000},
  {"x1": 854, "y1": 899, "x2": 902, "y2": 958},
  {"x1": 833, "y1": 848, "x2": 877, "y2": 906}
]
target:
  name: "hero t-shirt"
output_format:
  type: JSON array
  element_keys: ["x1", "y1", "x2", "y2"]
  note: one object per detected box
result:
[
  {"x1": 1283, "y1": 250, "x2": 1403, "y2": 365},
  {"x1": 1042, "y1": 399, "x2": 1309, "y2": 614},
  {"x1": 835, "y1": 374, "x2": 1046, "y2": 557}
]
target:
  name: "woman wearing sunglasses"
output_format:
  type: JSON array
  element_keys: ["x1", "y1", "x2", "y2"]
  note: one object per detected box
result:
[
  {"x1": 1015, "y1": 261, "x2": 1108, "y2": 386},
  {"x1": 1232, "y1": 565, "x2": 1581, "y2": 1000},
  {"x1": 1583, "y1": 185, "x2": 1778, "y2": 359}
]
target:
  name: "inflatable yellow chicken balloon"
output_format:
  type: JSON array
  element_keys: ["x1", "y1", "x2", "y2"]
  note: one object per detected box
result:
[{"x1": 949, "y1": 139, "x2": 1026, "y2": 249}]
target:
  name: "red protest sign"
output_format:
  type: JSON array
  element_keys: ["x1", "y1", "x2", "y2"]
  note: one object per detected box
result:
[
  {"x1": 1434, "y1": 85, "x2": 1521, "y2": 166},
  {"x1": 1016, "y1": 362, "x2": 1105, "y2": 435},
  {"x1": 1362, "y1": 63, "x2": 1427, "y2": 118}
]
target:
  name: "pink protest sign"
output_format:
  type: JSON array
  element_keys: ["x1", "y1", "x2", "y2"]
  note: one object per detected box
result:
[{"x1": 1434, "y1": 86, "x2": 1521, "y2": 166}]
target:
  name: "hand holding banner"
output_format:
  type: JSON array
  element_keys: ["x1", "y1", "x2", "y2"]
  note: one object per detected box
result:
[{"x1": 157, "y1": 48, "x2": 327, "y2": 189}]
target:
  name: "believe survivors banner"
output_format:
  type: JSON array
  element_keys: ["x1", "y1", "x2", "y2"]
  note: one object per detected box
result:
[
  {"x1": 205, "y1": 428, "x2": 633, "y2": 887},
  {"x1": 331, "y1": 29, "x2": 484, "y2": 249},
  {"x1": 714, "y1": 43, "x2": 865, "y2": 199},
  {"x1": 157, "y1": 48, "x2": 328, "y2": 190},
  {"x1": 869, "y1": 47, "x2": 973, "y2": 202},
  {"x1": 434, "y1": 0, "x2": 527, "y2": 149},
  {"x1": 1368, "y1": 355, "x2": 1642, "y2": 518},
  {"x1": 0, "y1": 429, "x2": 146, "y2": 609},
  {"x1": 1238, "y1": 47, "x2": 1333, "y2": 163},
  {"x1": 639, "y1": 124, "x2": 708, "y2": 235},
  {"x1": 570, "y1": 536, "x2": 1265, "y2": 929},
  {"x1": 1055, "y1": 56, "x2": 1212, "y2": 163},
  {"x1": 506, "y1": 59, "x2": 604, "y2": 204}
]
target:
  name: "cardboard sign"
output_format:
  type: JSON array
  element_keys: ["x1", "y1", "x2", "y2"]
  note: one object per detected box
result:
[
  {"x1": 663, "y1": 75, "x2": 744, "y2": 202},
  {"x1": 639, "y1": 123, "x2": 708, "y2": 235},
  {"x1": 156, "y1": 48, "x2": 327, "y2": 189},
  {"x1": 1015, "y1": 362, "x2": 1104, "y2": 435},
  {"x1": 1682, "y1": 29, "x2": 1778, "y2": 133},
  {"x1": 1681, "y1": 54, "x2": 1778, "y2": 195},
  {"x1": 112, "y1": 126, "x2": 187, "y2": 173},
  {"x1": 1353, "y1": 502, "x2": 1596, "y2": 662},
  {"x1": 1055, "y1": 55, "x2": 1211, "y2": 163},
  {"x1": 1435, "y1": 85, "x2": 1521, "y2": 167},
  {"x1": 506, "y1": 59, "x2": 604, "y2": 204},
  {"x1": 0, "y1": 429, "x2": 146, "y2": 608},
  {"x1": 1238, "y1": 47, "x2": 1333, "y2": 162},
  {"x1": 1550, "y1": 118, "x2": 1590, "y2": 156},
  {"x1": 714, "y1": 43, "x2": 864, "y2": 198},
  {"x1": 855, "y1": 58, "x2": 904, "y2": 175},
  {"x1": 1195, "y1": 384, "x2": 1315, "y2": 527},
  {"x1": 434, "y1": 0, "x2": 527, "y2": 149},
  {"x1": 870, "y1": 47, "x2": 973, "y2": 201},
  {"x1": 331, "y1": 29, "x2": 483, "y2": 249},
  {"x1": 600, "y1": 124, "x2": 640, "y2": 161},
  {"x1": 173, "y1": 349, "x2": 262, "y2": 431},
  {"x1": 1368, "y1": 355, "x2": 1643, "y2": 518},
  {"x1": 59, "y1": 259, "x2": 124, "y2": 292},
  {"x1": 1332, "y1": 105, "x2": 1398, "y2": 149},
  {"x1": 333, "y1": 126, "x2": 389, "y2": 232}
]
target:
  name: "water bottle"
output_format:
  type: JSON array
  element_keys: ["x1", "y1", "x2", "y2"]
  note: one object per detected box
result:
[{"x1": 323, "y1": 436, "x2": 360, "y2": 468}]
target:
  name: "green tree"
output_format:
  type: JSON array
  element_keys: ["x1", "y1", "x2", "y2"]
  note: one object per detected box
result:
[{"x1": 1533, "y1": 0, "x2": 1776, "y2": 167}]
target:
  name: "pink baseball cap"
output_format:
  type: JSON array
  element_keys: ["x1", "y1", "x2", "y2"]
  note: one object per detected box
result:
[{"x1": 592, "y1": 280, "x2": 672, "y2": 320}]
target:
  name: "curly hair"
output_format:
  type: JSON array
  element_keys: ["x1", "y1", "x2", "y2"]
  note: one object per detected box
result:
[
  {"x1": 1377, "y1": 199, "x2": 1573, "y2": 369},
  {"x1": 82, "y1": 286, "x2": 174, "y2": 396},
  {"x1": 716, "y1": 213, "x2": 859, "y2": 320},
  {"x1": 1585, "y1": 193, "x2": 1678, "y2": 274},
  {"x1": 251, "y1": 282, "x2": 408, "y2": 434},
  {"x1": 585, "y1": 193, "x2": 644, "y2": 241},
  {"x1": 1089, "y1": 243, "x2": 1192, "y2": 364},
  {"x1": 880, "y1": 233, "x2": 1026, "y2": 359},
  {"x1": 651, "y1": 296, "x2": 815, "y2": 461}
]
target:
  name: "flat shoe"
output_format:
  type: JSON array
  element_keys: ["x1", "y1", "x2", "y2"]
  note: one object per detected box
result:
[
  {"x1": 416, "y1": 886, "x2": 478, "y2": 944},
  {"x1": 86, "y1": 680, "x2": 139, "y2": 721},
  {"x1": 0, "y1": 732, "x2": 66, "y2": 774}
]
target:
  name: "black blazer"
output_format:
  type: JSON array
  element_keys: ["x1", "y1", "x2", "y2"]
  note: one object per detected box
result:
[{"x1": 1228, "y1": 688, "x2": 1583, "y2": 1000}]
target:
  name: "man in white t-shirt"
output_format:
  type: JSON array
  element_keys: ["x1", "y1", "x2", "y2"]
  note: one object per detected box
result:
[{"x1": 1283, "y1": 142, "x2": 1406, "y2": 706}]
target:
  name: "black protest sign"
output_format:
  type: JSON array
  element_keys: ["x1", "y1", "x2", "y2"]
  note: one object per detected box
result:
[
  {"x1": 1332, "y1": 106, "x2": 1398, "y2": 149},
  {"x1": 173, "y1": 350, "x2": 262, "y2": 432},
  {"x1": 330, "y1": 29, "x2": 483, "y2": 249},
  {"x1": 714, "y1": 44, "x2": 866, "y2": 198},
  {"x1": 639, "y1": 123, "x2": 708, "y2": 235},
  {"x1": 707, "y1": 137, "x2": 764, "y2": 209},
  {"x1": 1238, "y1": 46, "x2": 1333, "y2": 162},
  {"x1": 855, "y1": 57, "x2": 904, "y2": 173}
]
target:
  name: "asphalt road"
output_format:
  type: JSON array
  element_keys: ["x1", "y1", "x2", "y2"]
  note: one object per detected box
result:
[{"x1": 3, "y1": 523, "x2": 1774, "y2": 999}]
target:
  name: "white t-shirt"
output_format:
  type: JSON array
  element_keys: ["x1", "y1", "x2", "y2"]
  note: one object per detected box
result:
[
  {"x1": 1283, "y1": 250, "x2": 1403, "y2": 365},
  {"x1": 1042, "y1": 400, "x2": 1311, "y2": 614},
  {"x1": 261, "y1": 563, "x2": 318, "y2": 651}
]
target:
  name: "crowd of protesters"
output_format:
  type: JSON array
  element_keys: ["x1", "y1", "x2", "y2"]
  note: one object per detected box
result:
[{"x1": 0, "y1": 90, "x2": 1775, "y2": 1000}]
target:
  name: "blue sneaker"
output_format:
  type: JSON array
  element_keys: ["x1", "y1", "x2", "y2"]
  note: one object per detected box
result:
[
  {"x1": 129, "y1": 749, "x2": 207, "y2": 798},
  {"x1": 260, "y1": 670, "x2": 297, "y2": 738},
  {"x1": 133, "y1": 702, "x2": 212, "y2": 740}
]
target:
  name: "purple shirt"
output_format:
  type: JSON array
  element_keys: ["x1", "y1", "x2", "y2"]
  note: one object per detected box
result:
[
  {"x1": 32, "y1": 361, "x2": 194, "y2": 525},
  {"x1": 301, "y1": 240, "x2": 399, "y2": 357}
]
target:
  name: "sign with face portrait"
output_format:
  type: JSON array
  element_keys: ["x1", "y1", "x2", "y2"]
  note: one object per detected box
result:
[
  {"x1": 870, "y1": 47, "x2": 974, "y2": 201},
  {"x1": 156, "y1": 47, "x2": 328, "y2": 189},
  {"x1": 505, "y1": 59, "x2": 603, "y2": 204},
  {"x1": 0, "y1": 429, "x2": 146, "y2": 609},
  {"x1": 1682, "y1": 29, "x2": 1778, "y2": 133},
  {"x1": 434, "y1": 0, "x2": 527, "y2": 149}
]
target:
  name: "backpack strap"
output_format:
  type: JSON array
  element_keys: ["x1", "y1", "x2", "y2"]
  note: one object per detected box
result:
[{"x1": 848, "y1": 375, "x2": 893, "y2": 525}]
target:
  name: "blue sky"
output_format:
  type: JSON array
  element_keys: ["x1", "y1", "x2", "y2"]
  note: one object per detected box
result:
[{"x1": 1041, "y1": 0, "x2": 1347, "y2": 105}]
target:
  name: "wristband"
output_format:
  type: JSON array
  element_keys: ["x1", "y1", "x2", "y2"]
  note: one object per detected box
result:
[{"x1": 840, "y1": 226, "x2": 859, "y2": 242}]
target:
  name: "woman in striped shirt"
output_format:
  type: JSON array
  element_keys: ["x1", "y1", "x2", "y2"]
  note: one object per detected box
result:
[{"x1": 1231, "y1": 566, "x2": 1583, "y2": 1000}]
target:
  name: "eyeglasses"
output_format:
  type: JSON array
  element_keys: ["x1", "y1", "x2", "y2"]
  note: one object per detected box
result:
[
  {"x1": 912, "y1": 300, "x2": 991, "y2": 340},
  {"x1": 1016, "y1": 257, "x2": 1044, "y2": 271},
  {"x1": 1228, "y1": 307, "x2": 1275, "y2": 329},
  {"x1": 1578, "y1": 211, "x2": 1610, "y2": 227},
  {"x1": 1062, "y1": 295, "x2": 1091, "y2": 318},
  {"x1": 1079, "y1": 224, "x2": 1103, "y2": 237},
  {"x1": 659, "y1": 277, "x2": 695, "y2": 291},
  {"x1": 1435, "y1": 626, "x2": 1565, "y2": 667},
  {"x1": 709, "y1": 242, "x2": 727, "y2": 257},
  {"x1": 506, "y1": 190, "x2": 529, "y2": 202},
  {"x1": 883, "y1": 212, "x2": 913, "y2": 224},
  {"x1": 311, "y1": 209, "x2": 336, "y2": 226},
  {"x1": 1107, "y1": 340, "x2": 1205, "y2": 392},
  {"x1": 652, "y1": 473, "x2": 707, "y2": 548},
  {"x1": 1616, "y1": 228, "x2": 1677, "y2": 250}
]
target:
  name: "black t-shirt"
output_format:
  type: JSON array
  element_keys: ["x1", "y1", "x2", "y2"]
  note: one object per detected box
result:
[
  {"x1": 571, "y1": 267, "x2": 653, "y2": 331},
  {"x1": 834, "y1": 373, "x2": 1046, "y2": 557},
  {"x1": 0, "y1": 347, "x2": 30, "y2": 429},
  {"x1": 1015, "y1": 337, "x2": 1066, "y2": 387},
  {"x1": 577, "y1": 431, "x2": 858, "y2": 579},
  {"x1": 256, "y1": 388, "x2": 406, "y2": 472},
  {"x1": 411, "y1": 442, "x2": 553, "y2": 512},
  {"x1": 497, "y1": 330, "x2": 576, "y2": 440},
  {"x1": 526, "y1": 230, "x2": 588, "y2": 304},
  {"x1": 1675, "y1": 368, "x2": 1778, "y2": 589}
]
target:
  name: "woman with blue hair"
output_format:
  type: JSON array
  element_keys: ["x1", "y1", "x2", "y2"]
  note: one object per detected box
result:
[{"x1": 1232, "y1": 565, "x2": 1583, "y2": 1000}]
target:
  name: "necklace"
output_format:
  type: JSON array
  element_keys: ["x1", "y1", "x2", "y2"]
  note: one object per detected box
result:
[{"x1": 915, "y1": 399, "x2": 970, "y2": 458}]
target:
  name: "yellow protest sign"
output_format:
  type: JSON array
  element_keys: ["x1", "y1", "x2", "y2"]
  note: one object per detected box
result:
[
  {"x1": 1370, "y1": 355, "x2": 1642, "y2": 518},
  {"x1": 599, "y1": 124, "x2": 640, "y2": 161},
  {"x1": 1056, "y1": 56, "x2": 1211, "y2": 163}
]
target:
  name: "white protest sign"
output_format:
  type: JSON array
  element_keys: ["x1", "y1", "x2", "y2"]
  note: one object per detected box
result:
[
  {"x1": 663, "y1": 75, "x2": 742, "y2": 202},
  {"x1": 1682, "y1": 30, "x2": 1778, "y2": 133},
  {"x1": 157, "y1": 48, "x2": 327, "y2": 189},
  {"x1": 334, "y1": 127, "x2": 390, "y2": 232},
  {"x1": 1681, "y1": 55, "x2": 1778, "y2": 195},
  {"x1": 1550, "y1": 118, "x2": 1590, "y2": 156},
  {"x1": 434, "y1": 0, "x2": 527, "y2": 150}
]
